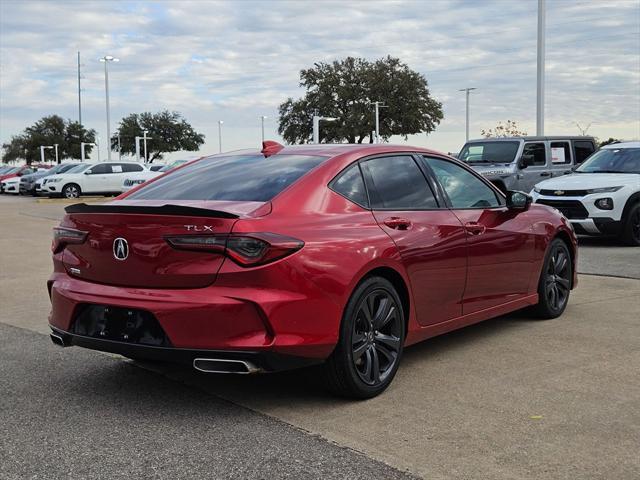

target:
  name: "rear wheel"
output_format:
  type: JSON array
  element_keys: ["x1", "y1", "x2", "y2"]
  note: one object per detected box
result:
[
  {"x1": 533, "y1": 238, "x2": 572, "y2": 319},
  {"x1": 619, "y1": 203, "x2": 640, "y2": 246},
  {"x1": 62, "y1": 183, "x2": 81, "y2": 199},
  {"x1": 322, "y1": 276, "x2": 405, "y2": 399}
]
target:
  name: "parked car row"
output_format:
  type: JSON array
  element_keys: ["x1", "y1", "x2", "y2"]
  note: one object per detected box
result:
[{"x1": 1, "y1": 160, "x2": 192, "y2": 198}]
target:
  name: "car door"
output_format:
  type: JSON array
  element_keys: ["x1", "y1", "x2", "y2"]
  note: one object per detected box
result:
[
  {"x1": 519, "y1": 141, "x2": 550, "y2": 192},
  {"x1": 423, "y1": 156, "x2": 535, "y2": 315},
  {"x1": 83, "y1": 163, "x2": 112, "y2": 193},
  {"x1": 549, "y1": 141, "x2": 573, "y2": 177},
  {"x1": 360, "y1": 154, "x2": 467, "y2": 326},
  {"x1": 115, "y1": 163, "x2": 143, "y2": 192}
]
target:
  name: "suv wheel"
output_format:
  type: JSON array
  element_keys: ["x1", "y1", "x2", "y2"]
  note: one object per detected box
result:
[
  {"x1": 62, "y1": 184, "x2": 81, "y2": 199},
  {"x1": 620, "y1": 203, "x2": 640, "y2": 246},
  {"x1": 533, "y1": 238, "x2": 572, "y2": 319},
  {"x1": 322, "y1": 276, "x2": 405, "y2": 399}
]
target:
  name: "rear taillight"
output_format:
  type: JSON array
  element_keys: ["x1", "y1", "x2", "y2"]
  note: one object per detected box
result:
[
  {"x1": 165, "y1": 233, "x2": 303, "y2": 267},
  {"x1": 52, "y1": 227, "x2": 88, "y2": 253}
]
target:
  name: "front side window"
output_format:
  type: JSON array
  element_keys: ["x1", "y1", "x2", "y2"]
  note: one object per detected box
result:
[
  {"x1": 129, "y1": 154, "x2": 326, "y2": 201},
  {"x1": 361, "y1": 155, "x2": 438, "y2": 210},
  {"x1": 574, "y1": 141, "x2": 595, "y2": 164},
  {"x1": 550, "y1": 142, "x2": 571, "y2": 165},
  {"x1": 89, "y1": 164, "x2": 112, "y2": 174},
  {"x1": 425, "y1": 157, "x2": 501, "y2": 209},
  {"x1": 521, "y1": 142, "x2": 546, "y2": 166},
  {"x1": 330, "y1": 164, "x2": 368, "y2": 207}
]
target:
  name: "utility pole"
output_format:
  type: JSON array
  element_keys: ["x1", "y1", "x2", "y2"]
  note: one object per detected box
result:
[
  {"x1": 312, "y1": 115, "x2": 337, "y2": 144},
  {"x1": 77, "y1": 51, "x2": 82, "y2": 127},
  {"x1": 218, "y1": 121, "x2": 223, "y2": 153},
  {"x1": 536, "y1": 0, "x2": 546, "y2": 136},
  {"x1": 369, "y1": 101, "x2": 387, "y2": 144},
  {"x1": 459, "y1": 88, "x2": 477, "y2": 142}
]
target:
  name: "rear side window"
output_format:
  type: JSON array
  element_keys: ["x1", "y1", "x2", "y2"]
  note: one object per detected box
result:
[
  {"x1": 89, "y1": 164, "x2": 112, "y2": 174},
  {"x1": 522, "y1": 143, "x2": 546, "y2": 166},
  {"x1": 361, "y1": 156, "x2": 438, "y2": 210},
  {"x1": 574, "y1": 141, "x2": 595, "y2": 164},
  {"x1": 550, "y1": 142, "x2": 571, "y2": 165},
  {"x1": 129, "y1": 154, "x2": 326, "y2": 202},
  {"x1": 330, "y1": 164, "x2": 368, "y2": 207}
]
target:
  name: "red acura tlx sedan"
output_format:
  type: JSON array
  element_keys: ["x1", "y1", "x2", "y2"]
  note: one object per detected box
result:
[{"x1": 48, "y1": 142, "x2": 577, "y2": 398}]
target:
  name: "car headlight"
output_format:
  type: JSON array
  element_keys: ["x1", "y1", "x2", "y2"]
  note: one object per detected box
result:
[
  {"x1": 533, "y1": 186, "x2": 541, "y2": 193},
  {"x1": 47, "y1": 178, "x2": 62, "y2": 183},
  {"x1": 586, "y1": 186, "x2": 622, "y2": 194}
]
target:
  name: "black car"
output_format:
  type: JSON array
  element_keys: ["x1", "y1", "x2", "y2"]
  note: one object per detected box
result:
[{"x1": 20, "y1": 163, "x2": 80, "y2": 195}]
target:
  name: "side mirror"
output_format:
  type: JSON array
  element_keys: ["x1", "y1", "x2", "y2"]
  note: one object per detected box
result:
[
  {"x1": 16, "y1": 172, "x2": 23, "y2": 177},
  {"x1": 84, "y1": 170, "x2": 91, "y2": 175},
  {"x1": 517, "y1": 156, "x2": 534, "y2": 169},
  {"x1": 506, "y1": 190, "x2": 532, "y2": 211}
]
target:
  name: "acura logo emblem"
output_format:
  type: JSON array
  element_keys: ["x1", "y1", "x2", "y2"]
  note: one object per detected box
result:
[{"x1": 113, "y1": 237, "x2": 129, "y2": 261}]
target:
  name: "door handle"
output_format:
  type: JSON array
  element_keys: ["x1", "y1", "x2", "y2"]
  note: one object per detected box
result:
[
  {"x1": 383, "y1": 217, "x2": 412, "y2": 230},
  {"x1": 540, "y1": 172, "x2": 551, "y2": 177},
  {"x1": 464, "y1": 222, "x2": 486, "y2": 235}
]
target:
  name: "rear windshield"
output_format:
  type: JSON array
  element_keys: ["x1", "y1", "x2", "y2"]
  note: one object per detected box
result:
[
  {"x1": 129, "y1": 154, "x2": 327, "y2": 202},
  {"x1": 459, "y1": 141, "x2": 520, "y2": 164}
]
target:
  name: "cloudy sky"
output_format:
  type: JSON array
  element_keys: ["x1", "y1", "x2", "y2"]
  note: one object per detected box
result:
[{"x1": 1, "y1": 0, "x2": 639, "y2": 162}]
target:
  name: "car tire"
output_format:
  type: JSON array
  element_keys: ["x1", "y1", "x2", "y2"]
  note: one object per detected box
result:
[
  {"x1": 322, "y1": 276, "x2": 405, "y2": 399},
  {"x1": 533, "y1": 238, "x2": 573, "y2": 319},
  {"x1": 619, "y1": 202, "x2": 640, "y2": 246},
  {"x1": 62, "y1": 183, "x2": 81, "y2": 199}
]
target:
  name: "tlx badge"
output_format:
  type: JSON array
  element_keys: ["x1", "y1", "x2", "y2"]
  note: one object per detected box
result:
[{"x1": 184, "y1": 225, "x2": 214, "y2": 232}]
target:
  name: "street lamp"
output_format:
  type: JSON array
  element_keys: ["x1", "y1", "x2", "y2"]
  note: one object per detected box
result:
[
  {"x1": 80, "y1": 142, "x2": 97, "y2": 162},
  {"x1": 40, "y1": 145, "x2": 54, "y2": 164},
  {"x1": 312, "y1": 115, "x2": 337, "y2": 144},
  {"x1": 53, "y1": 144, "x2": 59, "y2": 164},
  {"x1": 143, "y1": 130, "x2": 149, "y2": 162},
  {"x1": 218, "y1": 120, "x2": 224, "y2": 153},
  {"x1": 368, "y1": 101, "x2": 387, "y2": 144},
  {"x1": 260, "y1": 116, "x2": 268, "y2": 143},
  {"x1": 99, "y1": 55, "x2": 119, "y2": 161},
  {"x1": 459, "y1": 87, "x2": 477, "y2": 142}
]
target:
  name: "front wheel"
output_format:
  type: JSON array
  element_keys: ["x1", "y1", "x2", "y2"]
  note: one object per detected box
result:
[
  {"x1": 322, "y1": 276, "x2": 405, "y2": 399},
  {"x1": 619, "y1": 203, "x2": 640, "y2": 246},
  {"x1": 62, "y1": 183, "x2": 81, "y2": 199},
  {"x1": 533, "y1": 238, "x2": 573, "y2": 319}
]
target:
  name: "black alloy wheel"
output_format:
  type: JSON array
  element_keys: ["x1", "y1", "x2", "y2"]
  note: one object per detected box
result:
[
  {"x1": 620, "y1": 203, "x2": 640, "y2": 246},
  {"x1": 322, "y1": 276, "x2": 405, "y2": 399},
  {"x1": 534, "y1": 238, "x2": 572, "y2": 319}
]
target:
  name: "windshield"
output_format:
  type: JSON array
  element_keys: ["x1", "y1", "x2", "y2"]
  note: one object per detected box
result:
[
  {"x1": 576, "y1": 148, "x2": 640, "y2": 174},
  {"x1": 458, "y1": 141, "x2": 520, "y2": 164},
  {"x1": 2, "y1": 167, "x2": 19, "y2": 174},
  {"x1": 53, "y1": 163, "x2": 79, "y2": 174},
  {"x1": 64, "y1": 164, "x2": 90, "y2": 174},
  {"x1": 129, "y1": 154, "x2": 327, "y2": 202}
]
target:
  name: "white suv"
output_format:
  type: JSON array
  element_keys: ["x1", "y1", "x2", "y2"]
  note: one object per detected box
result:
[
  {"x1": 531, "y1": 142, "x2": 640, "y2": 245},
  {"x1": 45, "y1": 162, "x2": 148, "y2": 198}
]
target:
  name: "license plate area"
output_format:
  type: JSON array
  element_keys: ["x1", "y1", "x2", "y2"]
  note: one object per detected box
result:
[{"x1": 71, "y1": 304, "x2": 171, "y2": 347}]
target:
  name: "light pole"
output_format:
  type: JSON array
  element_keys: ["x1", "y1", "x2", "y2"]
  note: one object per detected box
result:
[
  {"x1": 142, "y1": 130, "x2": 149, "y2": 162},
  {"x1": 218, "y1": 120, "x2": 224, "y2": 153},
  {"x1": 312, "y1": 115, "x2": 337, "y2": 144},
  {"x1": 368, "y1": 101, "x2": 387, "y2": 144},
  {"x1": 536, "y1": 0, "x2": 545, "y2": 135},
  {"x1": 459, "y1": 87, "x2": 477, "y2": 142},
  {"x1": 99, "y1": 55, "x2": 119, "y2": 161},
  {"x1": 260, "y1": 116, "x2": 267, "y2": 143},
  {"x1": 54, "y1": 144, "x2": 59, "y2": 164},
  {"x1": 117, "y1": 135, "x2": 121, "y2": 160}
]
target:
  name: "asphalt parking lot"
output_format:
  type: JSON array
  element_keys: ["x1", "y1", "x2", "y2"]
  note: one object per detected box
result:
[{"x1": 1, "y1": 195, "x2": 639, "y2": 479}]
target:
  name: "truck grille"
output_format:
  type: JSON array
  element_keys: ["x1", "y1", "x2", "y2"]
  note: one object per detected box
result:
[{"x1": 536, "y1": 199, "x2": 589, "y2": 219}]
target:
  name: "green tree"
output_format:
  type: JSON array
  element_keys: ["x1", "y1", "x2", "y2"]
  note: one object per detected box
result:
[
  {"x1": 1, "y1": 115, "x2": 96, "y2": 164},
  {"x1": 278, "y1": 56, "x2": 443, "y2": 144},
  {"x1": 113, "y1": 111, "x2": 205, "y2": 162},
  {"x1": 481, "y1": 120, "x2": 528, "y2": 138},
  {"x1": 598, "y1": 137, "x2": 620, "y2": 148}
]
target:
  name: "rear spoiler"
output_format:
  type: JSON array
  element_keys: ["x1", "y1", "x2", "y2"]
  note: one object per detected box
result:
[{"x1": 64, "y1": 203, "x2": 239, "y2": 219}]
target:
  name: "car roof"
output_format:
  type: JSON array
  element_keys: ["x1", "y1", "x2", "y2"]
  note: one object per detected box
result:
[
  {"x1": 465, "y1": 136, "x2": 595, "y2": 142},
  {"x1": 601, "y1": 141, "x2": 640, "y2": 149},
  {"x1": 213, "y1": 143, "x2": 449, "y2": 158}
]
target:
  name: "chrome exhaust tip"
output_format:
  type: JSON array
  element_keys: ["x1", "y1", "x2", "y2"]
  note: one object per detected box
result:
[
  {"x1": 193, "y1": 358, "x2": 260, "y2": 374},
  {"x1": 50, "y1": 332, "x2": 67, "y2": 348}
]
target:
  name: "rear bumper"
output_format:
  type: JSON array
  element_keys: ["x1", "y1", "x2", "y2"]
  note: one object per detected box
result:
[
  {"x1": 48, "y1": 270, "x2": 339, "y2": 364},
  {"x1": 49, "y1": 326, "x2": 320, "y2": 372}
]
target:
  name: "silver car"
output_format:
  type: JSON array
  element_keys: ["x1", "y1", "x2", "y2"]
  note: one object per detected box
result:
[{"x1": 458, "y1": 136, "x2": 596, "y2": 193}]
